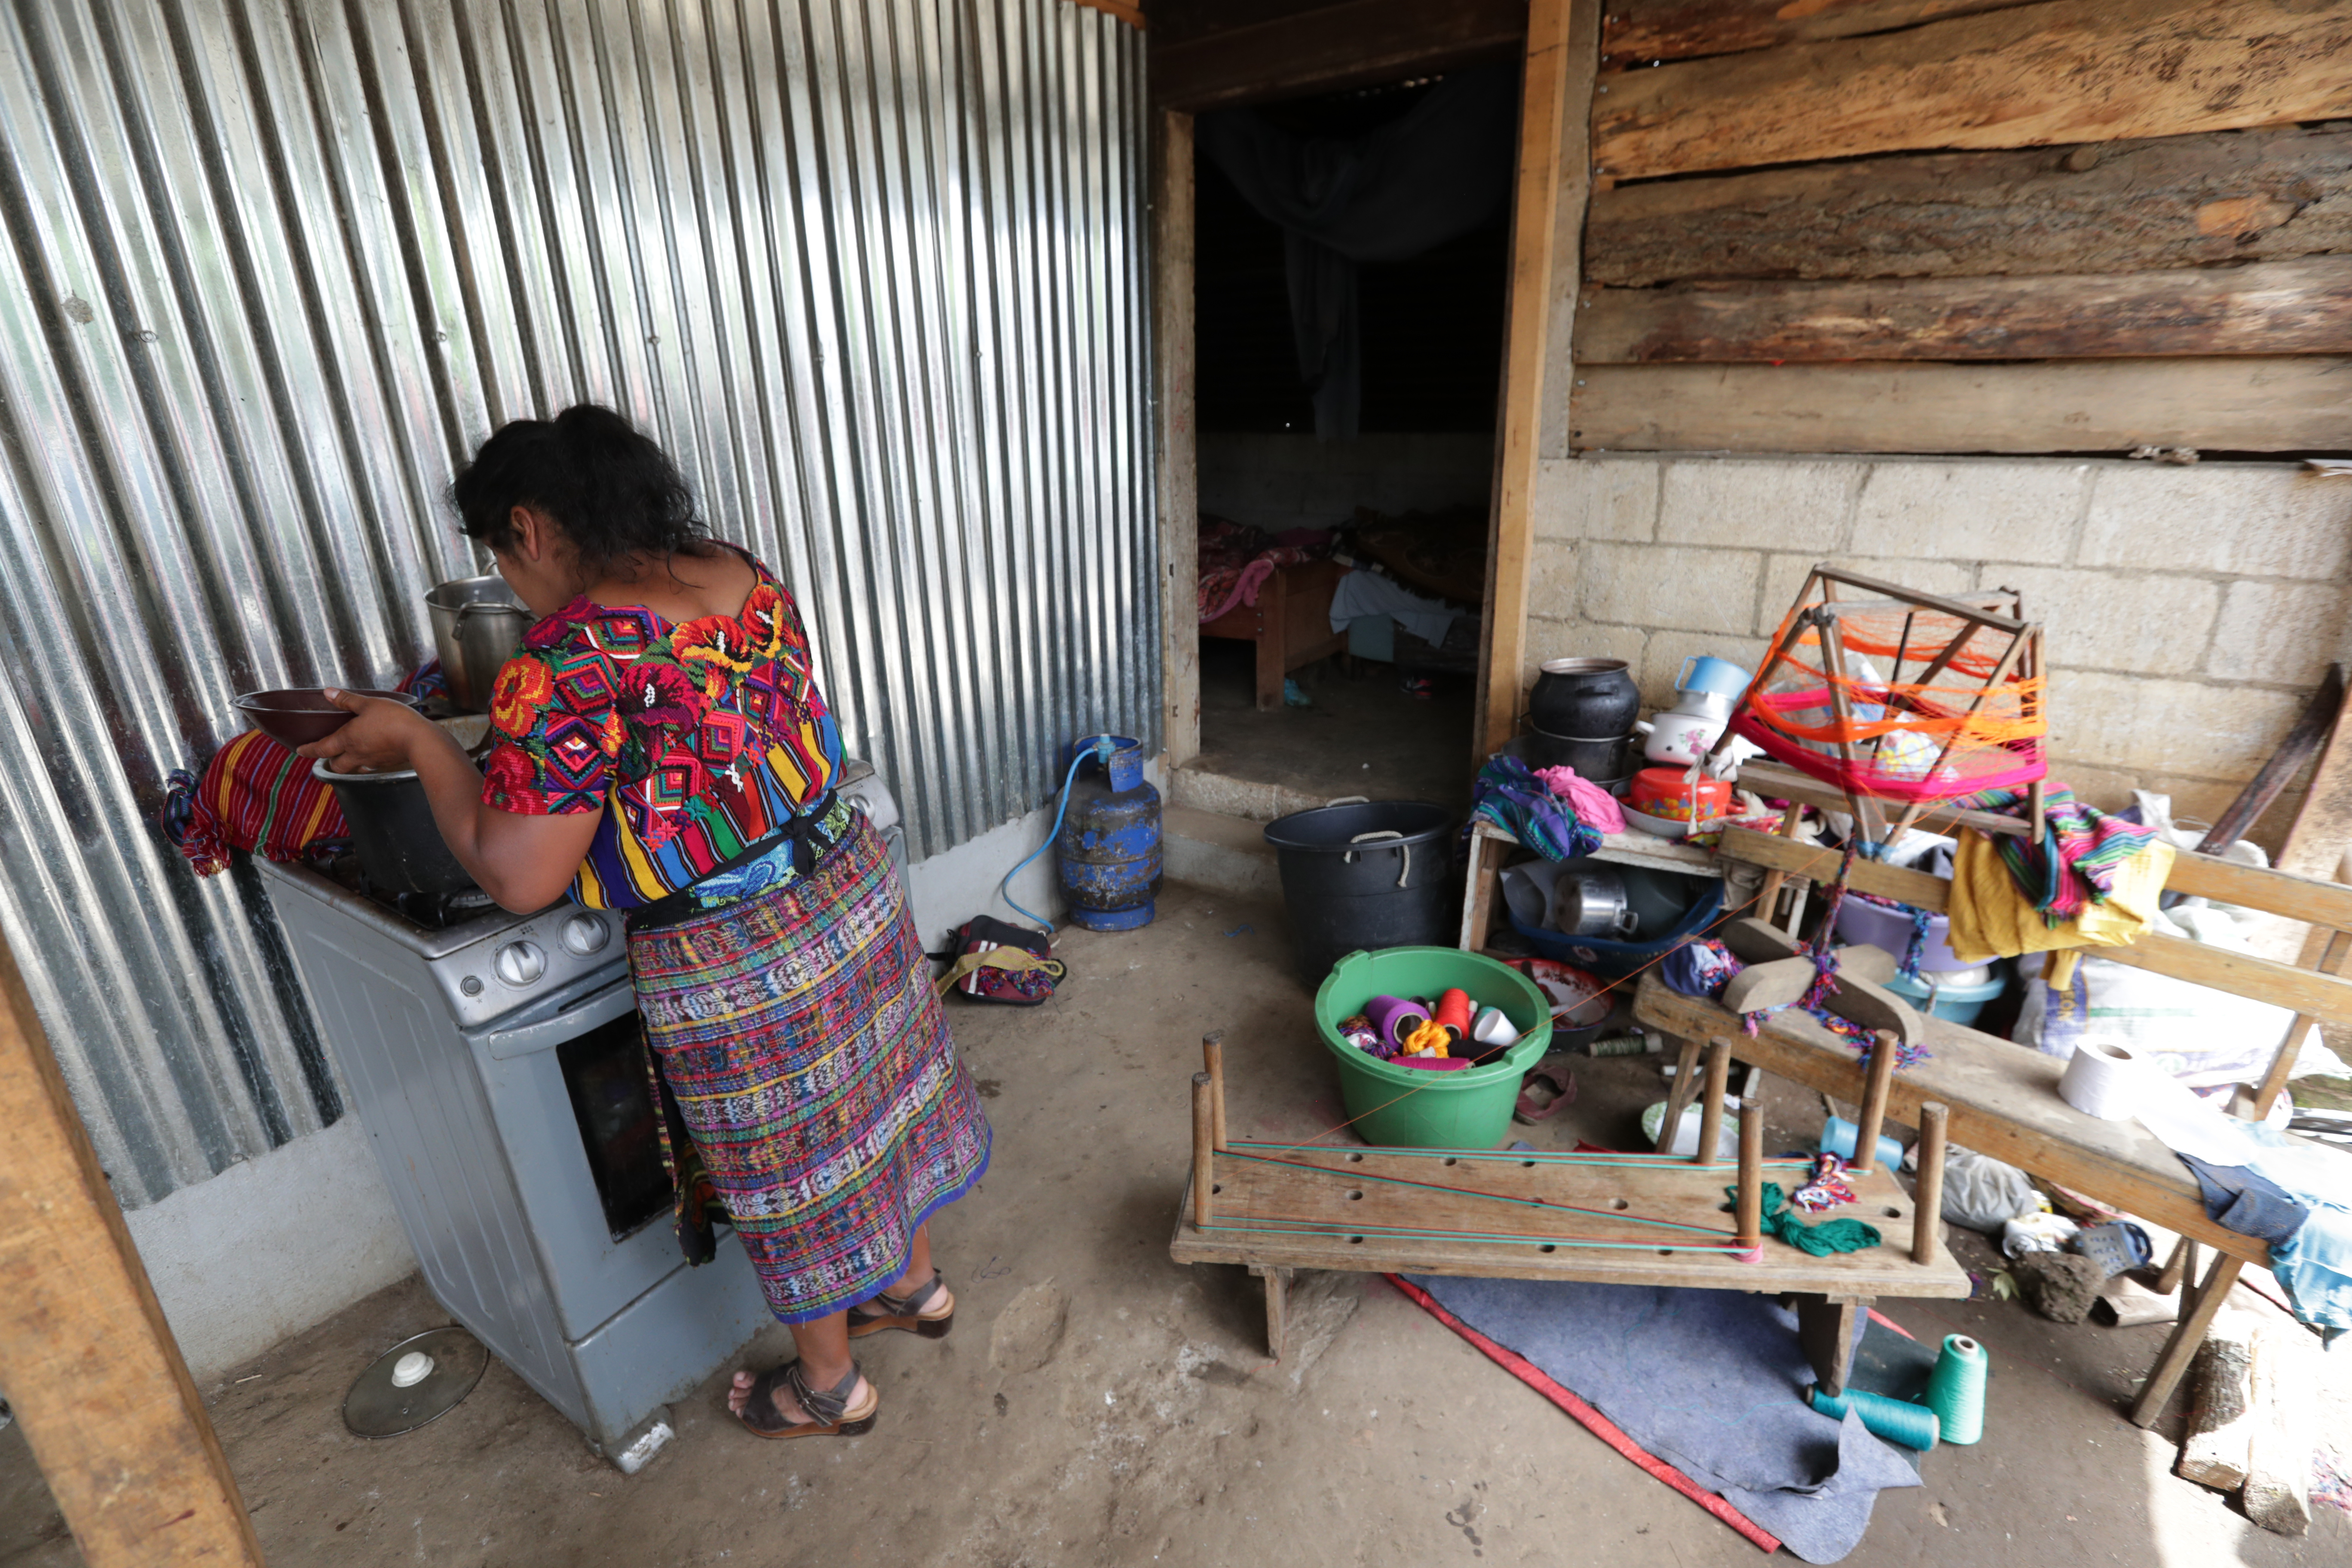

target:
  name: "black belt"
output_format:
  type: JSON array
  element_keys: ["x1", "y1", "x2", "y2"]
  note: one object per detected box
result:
[{"x1": 623, "y1": 794, "x2": 849, "y2": 934}]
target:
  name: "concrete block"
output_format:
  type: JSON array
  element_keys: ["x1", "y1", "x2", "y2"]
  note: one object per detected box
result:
[
  {"x1": 1163, "y1": 804, "x2": 1283, "y2": 902},
  {"x1": 2080, "y1": 463, "x2": 2352, "y2": 579},
  {"x1": 1754, "y1": 554, "x2": 1978, "y2": 637},
  {"x1": 1580, "y1": 542, "x2": 1761, "y2": 635},
  {"x1": 2044, "y1": 670, "x2": 2302, "y2": 781},
  {"x1": 1529, "y1": 539, "x2": 1578, "y2": 620},
  {"x1": 1638, "y1": 630, "x2": 1771, "y2": 712},
  {"x1": 1536, "y1": 456, "x2": 1658, "y2": 542},
  {"x1": 1994, "y1": 567, "x2": 2221, "y2": 677},
  {"x1": 1171, "y1": 765, "x2": 1283, "y2": 824},
  {"x1": 1848, "y1": 460, "x2": 2087, "y2": 564},
  {"x1": 1657, "y1": 457, "x2": 1850, "y2": 550},
  {"x1": 2208, "y1": 580, "x2": 2352, "y2": 686}
]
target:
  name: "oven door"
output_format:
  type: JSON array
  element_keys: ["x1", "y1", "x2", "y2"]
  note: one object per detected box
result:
[{"x1": 469, "y1": 971, "x2": 716, "y2": 1342}]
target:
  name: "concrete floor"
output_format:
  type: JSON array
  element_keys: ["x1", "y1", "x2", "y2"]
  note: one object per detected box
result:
[
  {"x1": 5, "y1": 880, "x2": 2347, "y2": 1567},
  {"x1": 1193, "y1": 640, "x2": 1473, "y2": 812}
]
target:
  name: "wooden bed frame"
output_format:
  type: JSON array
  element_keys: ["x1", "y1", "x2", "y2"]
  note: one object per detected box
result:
[{"x1": 1200, "y1": 557, "x2": 1349, "y2": 711}]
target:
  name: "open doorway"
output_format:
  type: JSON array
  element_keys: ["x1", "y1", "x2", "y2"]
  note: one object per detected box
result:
[{"x1": 1185, "y1": 70, "x2": 1516, "y2": 814}]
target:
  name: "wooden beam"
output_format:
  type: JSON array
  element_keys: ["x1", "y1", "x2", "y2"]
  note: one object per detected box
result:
[
  {"x1": 1725, "y1": 775, "x2": 2352, "y2": 931},
  {"x1": 1578, "y1": 257, "x2": 2352, "y2": 364},
  {"x1": 1602, "y1": 0, "x2": 2041, "y2": 63},
  {"x1": 1592, "y1": 0, "x2": 2352, "y2": 181},
  {"x1": 1567, "y1": 356, "x2": 2352, "y2": 454},
  {"x1": 1153, "y1": 109, "x2": 1201, "y2": 770},
  {"x1": 1584, "y1": 126, "x2": 2352, "y2": 289},
  {"x1": 0, "y1": 933, "x2": 264, "y2": 1566},
  {"x1": 1152, "y1": 0, "x2": 1525, "y2": 111},
  {"x1": 1718, "y1": 826, "x2": 2352, "y2": 1029},
  {"x1": 1476, "y1": 0, "x2": 1595, "y2": 760}
]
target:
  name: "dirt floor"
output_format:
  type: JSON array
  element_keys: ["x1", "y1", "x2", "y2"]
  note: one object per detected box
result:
[
  {"x1": 1191, "y1": 640, "x2": 1473, "y2": 811},
  {"x1": 5, "y1": 880, "x2": 2348, "y2": 1567}
]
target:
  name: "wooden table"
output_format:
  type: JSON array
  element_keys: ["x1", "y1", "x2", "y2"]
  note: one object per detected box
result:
[{"x1": 1169, "y1": 1139, "x2": 1969, "y2": 1393}]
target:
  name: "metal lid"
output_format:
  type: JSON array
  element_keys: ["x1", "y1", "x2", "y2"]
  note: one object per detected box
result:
[{"x1": 343, "y1": 1327, "x2": 488, "y2": 1438}]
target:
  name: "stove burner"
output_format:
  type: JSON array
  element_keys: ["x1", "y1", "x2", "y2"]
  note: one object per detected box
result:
[{"x1": 306, "y1": 849, "x2": 490, "y2": 929}]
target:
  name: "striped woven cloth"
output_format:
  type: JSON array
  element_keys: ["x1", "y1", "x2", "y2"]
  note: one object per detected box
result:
[
  {"x1": 162, "y1": 730, "x2": 346, "y2": 876},
  {"x1": 629, "y1": 813, "x2": 990, "y2": 1323},
  {"x1": 1953, "y1": 783, "x2": 2158, "y2": 925}
]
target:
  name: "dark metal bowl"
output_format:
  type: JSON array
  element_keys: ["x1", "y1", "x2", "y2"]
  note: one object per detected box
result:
[{"x1": 234, "y1": 687, "x2": 420, "y2": 747}]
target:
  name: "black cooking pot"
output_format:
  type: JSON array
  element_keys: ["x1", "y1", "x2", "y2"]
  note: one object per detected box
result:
[
  {"x1": 1528, "y1": 657, "x2": 1639, "y2": 739},
  {"x1": 314, "y1": 761, "x2": 476, "y2": 896},
  {"x1": 1525, "y1": 727, "x2": 1631, "y2": 782}
]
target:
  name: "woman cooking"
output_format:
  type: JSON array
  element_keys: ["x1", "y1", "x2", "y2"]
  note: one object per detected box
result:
[{"x1": 302, "y1": 403, "x2": 989, "y2": 1441}]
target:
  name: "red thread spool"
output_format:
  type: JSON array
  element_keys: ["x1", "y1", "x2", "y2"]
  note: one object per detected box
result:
[{"x1": 1433, "y1": 988, "x2": 1473, "y2": 1044}]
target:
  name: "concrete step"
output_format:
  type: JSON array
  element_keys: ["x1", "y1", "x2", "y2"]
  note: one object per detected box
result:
[
  {"x1": 1162, "y1": 803, "x2": 1280, "y2": 902},
  {"x1": 1167, "y1": 762, "x2": 1347, "y2": 826}
]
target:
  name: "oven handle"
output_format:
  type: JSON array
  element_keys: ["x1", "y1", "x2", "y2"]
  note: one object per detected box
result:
[{"x1": 480, "y1": 979, "x2": 638, "y2": 1061}]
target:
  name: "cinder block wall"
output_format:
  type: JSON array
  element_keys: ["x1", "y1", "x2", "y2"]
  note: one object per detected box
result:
[
  {"x1": 1525, "y1": 454, "x2": 2352, "y2": 846},
  {"x1": 1199, "y1": 431, "x2": 1493, "y2": 529}
]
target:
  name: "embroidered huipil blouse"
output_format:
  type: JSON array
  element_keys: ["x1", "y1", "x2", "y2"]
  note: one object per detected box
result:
[{"x1": 479, "y1": 548, "x2": 843, "y2": 910}]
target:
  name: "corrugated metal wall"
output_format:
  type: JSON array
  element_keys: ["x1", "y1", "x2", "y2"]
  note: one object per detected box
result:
[{"x1": 0, "y1": 0, "x2": 1153, "y2": 1208}]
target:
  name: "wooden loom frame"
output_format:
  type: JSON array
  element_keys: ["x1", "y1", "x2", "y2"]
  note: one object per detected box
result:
[
  {"x1": 1170, "y1": 1035, "x2": 1965, "y2": 1395},
  {"x1": 1710, "y1": 565, "x2": 2047, "y2": 845}
]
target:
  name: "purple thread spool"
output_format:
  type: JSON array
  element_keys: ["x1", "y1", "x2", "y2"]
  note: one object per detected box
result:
[{"x1": 1364, "y1": 994, "x2": 1431, "y2": 1052}]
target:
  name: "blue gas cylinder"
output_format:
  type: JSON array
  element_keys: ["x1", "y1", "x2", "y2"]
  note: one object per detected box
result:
[{"x1": 1055, "y1": 734, "x2": 1161, "y2": 931}]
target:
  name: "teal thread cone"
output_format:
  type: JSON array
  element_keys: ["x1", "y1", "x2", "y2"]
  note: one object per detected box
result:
[
  {"x1": 1805, "y1": 1384, "x2": 1941, "y2": 1451},
  {"x1": 1925, "y1": 1333, "x2": 1988, "y2": 1445}
]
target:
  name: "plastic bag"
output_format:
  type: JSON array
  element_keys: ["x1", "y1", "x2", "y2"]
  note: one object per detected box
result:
[{"x1": 1941, "y1": 1145, "x2": 2040, "y2": 1233}]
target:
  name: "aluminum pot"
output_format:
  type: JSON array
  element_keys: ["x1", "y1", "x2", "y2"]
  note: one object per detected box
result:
[
  {"x1": 426, "y1": 576, "x2": 532, "y2": 713},
  {"x1": 1525, "y1": 727, "x2": 1630, "y2": 781},
  {"x1": 1552, "y1": 864, "x2": 1638, "y2": 939},
  {"x1": 314, "y1": 760, "x2": 475, "y2": 896}
]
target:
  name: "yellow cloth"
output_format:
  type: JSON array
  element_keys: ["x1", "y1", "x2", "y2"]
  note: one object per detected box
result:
[{"x1": 1945, "y1": 829, "x2": 2174, "y2": 990}]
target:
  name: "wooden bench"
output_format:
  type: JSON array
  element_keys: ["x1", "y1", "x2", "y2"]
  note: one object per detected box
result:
[
  {"x1": 1168, "y1": 1044, "x2": 1968, "y2": 1396},
  {"x1": 1637, "y1": 796, "x2": 2352, "y2": 1427}
]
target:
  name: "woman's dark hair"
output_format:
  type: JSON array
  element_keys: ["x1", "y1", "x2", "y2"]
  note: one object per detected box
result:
[{"x1": 450, "y1": 404, "x2": 704, "y2": 580}]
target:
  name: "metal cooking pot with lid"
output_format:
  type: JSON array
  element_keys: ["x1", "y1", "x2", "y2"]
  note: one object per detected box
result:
[
  {"x1": 314, "y1": 760, "x2": 475, "y2": 896},
  {"x1": 426, "y1": 576, "x2": 533, "y2": 714}
]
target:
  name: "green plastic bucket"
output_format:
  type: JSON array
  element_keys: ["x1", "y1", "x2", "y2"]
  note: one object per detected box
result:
[{"x1": 1314, "y1": 947, "x2": 1554, "y2": 1149}]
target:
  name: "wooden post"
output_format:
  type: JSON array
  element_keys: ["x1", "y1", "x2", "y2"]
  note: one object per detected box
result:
[
  {"x1": 1911, "y1": 1101, "x2": 1949, "y2": 1267},
  {"x1": 2245, "y1": 1317, "x2": 2317, "y2": 1536},
  {"x1": 1735, "y1": 1098, "x2": 1763, "y2": 1250},
  {"x1": 1850, "y1": 1028, "x2": 1900, "y2": 1175},
  {"x1": 1154, "y1": 107, "x2": 1202, "y2": 767},
  {"x1": 1191, "y1": 1072, "x2": 1217, "y2": 1228},
  {"x1": 1473, "y1": 0, "x2": 1591, "y2": 760},
  {"x1": 1753, "y1": 803, "x2": 1803, "y2": 923},
  {"x1": 0, "y1": 931, "x2": 265, "y2": 1567},
  {"x1": 1695, "y1": 1037, "x2": 1731, "y2": 1165},
  {"x1": 2177, "y1": 1308, "x2": 2257, "y2": 1491},
  {"x1": 1202, "y1": 1032, "x2": 1228, "y2": 1151},
  {"x1": 1655, "y1": 1033, "x2": 1702, "y2": 1150}
]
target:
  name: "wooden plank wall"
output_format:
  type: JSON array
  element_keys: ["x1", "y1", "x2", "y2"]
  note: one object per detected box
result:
[{"x1": 1571, "y1": 0, "x2": 2352, "y2": 453}]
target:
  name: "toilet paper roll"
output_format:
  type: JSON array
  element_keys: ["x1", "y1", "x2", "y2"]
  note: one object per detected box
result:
[{"x1": 2058, "y1": 1038, "x2": 2147, "y2": 1121}]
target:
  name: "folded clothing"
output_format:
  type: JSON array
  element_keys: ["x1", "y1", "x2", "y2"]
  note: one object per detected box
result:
[
  {"x1": 2179, "y1": 1152, "x2": 2311, "y2": 1249},
  {"x1": 162, "y1": 729, "x2": 346, "y2": 876}
]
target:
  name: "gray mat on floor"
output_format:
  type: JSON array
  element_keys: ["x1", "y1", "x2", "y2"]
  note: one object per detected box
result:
[{"x1": 1405, "y1": 1275, "x2": 1923, "y2": 1563}]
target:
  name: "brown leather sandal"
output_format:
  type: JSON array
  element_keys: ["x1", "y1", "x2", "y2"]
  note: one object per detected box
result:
[
  {"x1": 847, "y1": 1271, "x2": 954, "y2": 1340},
  {"x1": 735, "y1": 1360, "x2": 877, "y2": 1439}
]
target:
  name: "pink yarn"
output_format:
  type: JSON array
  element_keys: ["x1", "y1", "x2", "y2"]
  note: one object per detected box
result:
[{"x1": 1532, "y1": 765, "x2": 1626, "y2": 834}]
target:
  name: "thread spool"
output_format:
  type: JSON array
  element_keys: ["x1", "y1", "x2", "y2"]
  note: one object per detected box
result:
[
  {"x1": 1586, "y1": 1032, "x2": 1663, "y2": 1057},
  {"x1": 1820, "y1": 1115, "x2": 1903, "y2": 1173},
  {"x1": 1397, "y1": 1055, "x2": 1473, "y2": 1072},
  {"x1": 1433, "y1": 988, "x2": 1473, "y2": 1043},
  {"x1": 2058, "y1": 1038, "x2": 2147, "y2": 1121},
  {"x1": 1805, "y1": 1384, "x2": 1941, "y2": 1451},
  {"x1": 1925, "y1": 1334, "x2": 1988, "y2": 1446},
  {"x1": 1365, "y1": 994, "x2": 1431, "y2": 1051},
  {"x1": 1471, "y1": 1008, "x2": 1521, "y2": 1049}
]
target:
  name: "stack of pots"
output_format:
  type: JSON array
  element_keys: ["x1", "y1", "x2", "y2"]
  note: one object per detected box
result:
[{"x1": 1525, "y1": 658, "x2": 1639, "y2": 790}]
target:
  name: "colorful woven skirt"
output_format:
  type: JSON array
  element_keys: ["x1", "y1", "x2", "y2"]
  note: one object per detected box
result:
[{"x1": 628, "y1": 814, "x2": 990, "y2": 1323}]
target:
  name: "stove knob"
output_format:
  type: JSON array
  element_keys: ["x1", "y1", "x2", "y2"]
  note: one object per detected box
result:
[
  {"x1": 492, "y1": 940, "x2": 546, "y2": 988},
  {"x1": 560, "y1": 913, "x2": 610, "y2": 956}
]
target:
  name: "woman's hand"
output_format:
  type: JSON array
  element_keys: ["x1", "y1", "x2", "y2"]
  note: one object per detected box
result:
[{"x1": 297, "y1": 689, "x2": 435, "y2": 773}]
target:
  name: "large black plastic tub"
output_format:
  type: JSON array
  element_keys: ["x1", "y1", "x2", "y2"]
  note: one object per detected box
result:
[{"x1": 1262, "y1": 800, "x2": 1455, "y2": 985}]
